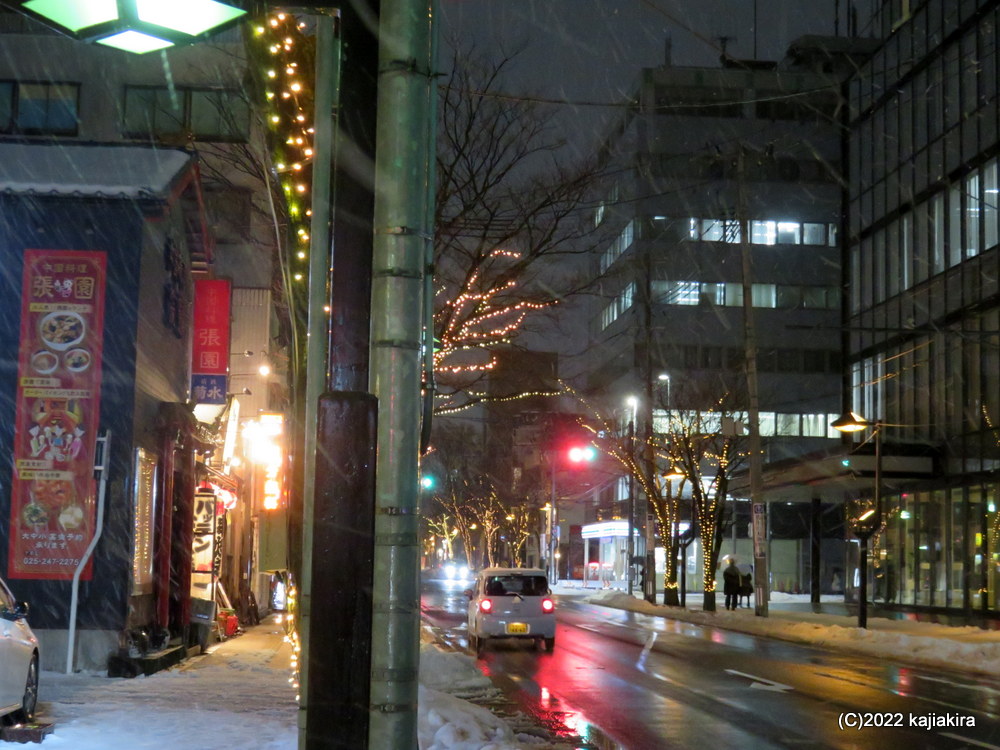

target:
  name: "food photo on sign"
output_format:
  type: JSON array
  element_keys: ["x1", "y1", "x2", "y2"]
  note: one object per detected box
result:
[{"x1": 8, "y1": 250, "x2": 106, "y2": 581}]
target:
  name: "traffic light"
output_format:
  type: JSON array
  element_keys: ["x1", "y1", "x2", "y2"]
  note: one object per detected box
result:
[
  {"x1": 567, "y1": 445, "x2": 597, "y2": 463},
  {"x1": 419, "y1": 475, "x2": 435, "y2": 490}
]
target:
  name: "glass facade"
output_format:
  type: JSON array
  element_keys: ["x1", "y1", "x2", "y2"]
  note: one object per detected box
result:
[{"x1": 848, "y1": 0, "x2": 1000, "y2": 616}]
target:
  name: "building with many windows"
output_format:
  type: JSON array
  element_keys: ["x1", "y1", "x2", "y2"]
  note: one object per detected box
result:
[
  {"x1": 839, "y1": 0, "x2": 1000, "y2": 616},
  {"x1": 581, "y1": 37, "x2": 881, "y2": 593}
]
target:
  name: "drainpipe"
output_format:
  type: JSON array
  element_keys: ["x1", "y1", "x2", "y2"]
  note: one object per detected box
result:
[
  {"x1": 66, "y1": 432, "x2": 109, "y2": 673},
  {"x1": 369, "y1": 0, "x2": 434, "y2": 744}
]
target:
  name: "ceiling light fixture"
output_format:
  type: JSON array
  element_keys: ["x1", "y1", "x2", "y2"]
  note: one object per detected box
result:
[{"x1": 6, "y1": 0, "x2": 246, "y2": 54}]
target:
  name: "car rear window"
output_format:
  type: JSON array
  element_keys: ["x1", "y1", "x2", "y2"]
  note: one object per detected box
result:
[{"x1": 484, "y1": 575, "x2": 548, "y2": 596}]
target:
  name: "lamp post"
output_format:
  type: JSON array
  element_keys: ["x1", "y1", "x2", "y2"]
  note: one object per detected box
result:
[
  {"x1": 832, "y1": 410, "x2": 882, "y2": 629},
  {"x1": 625, "y1": 396, "x2": 638, "y2": 595}
]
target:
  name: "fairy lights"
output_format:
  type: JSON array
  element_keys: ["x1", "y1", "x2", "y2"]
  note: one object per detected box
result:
[{"x1": 249, "y1": 7, "x2": 318, "y2": 338}]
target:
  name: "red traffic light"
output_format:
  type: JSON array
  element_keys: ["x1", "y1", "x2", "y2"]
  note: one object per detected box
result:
[{"x1": 567, "y1": 445, "x2": 597, "y2": 463}]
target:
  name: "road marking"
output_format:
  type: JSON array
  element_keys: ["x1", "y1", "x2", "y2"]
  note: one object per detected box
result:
[
  {"x1": 637, "y1": 631, "x2": 658, "y2": 668},
  {"x1": 939, "y1": 733, "x2": 1000, "y2": 749},
  {"x1": 916, "y1": 674, "x2": 1000, "y2": 697},
  {"x1": 724, "y1": 669, "x2": 794, "y2": 692}
]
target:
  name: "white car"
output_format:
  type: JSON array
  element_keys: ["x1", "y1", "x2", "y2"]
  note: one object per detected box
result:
[
  {"x1": 466, "y1": 567, "x2": 555, "y2": 656},
  {"x1": 0, "y1": 577, "x2": 39, "y2": 724}
]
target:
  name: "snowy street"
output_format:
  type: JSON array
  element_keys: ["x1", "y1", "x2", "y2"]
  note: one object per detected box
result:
[{"x1": 23, "y1": 589, "x2": 1000, "y2": 750}]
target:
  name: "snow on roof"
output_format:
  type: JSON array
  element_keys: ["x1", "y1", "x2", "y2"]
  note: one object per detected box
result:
[{"x1": 0, "y1": 142, "x2": 194, "y2": 200}]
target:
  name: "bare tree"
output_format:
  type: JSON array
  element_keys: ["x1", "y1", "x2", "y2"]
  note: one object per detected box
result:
[
  {"x1": 501, "y1": 504, "x2": 535, "y2": 567},
  {"x1": 432, "y1": 44, "x2": 608, "y2": 415},
  {"x1": 434, "y1": 482, "x2": 483, "y2": 570},
  {"x1": 663, "y1": 397, "x2": 748, "y2": 612},
  {"x1": 424, "y1": 512, "x2": 459, "y2": 563},
  {"x1": 572, "y1": 383, "x2": 748, "y2": 610}
]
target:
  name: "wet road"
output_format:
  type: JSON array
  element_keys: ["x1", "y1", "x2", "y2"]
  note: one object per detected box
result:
[{"x1": 421, "y1": 577, "x2": 1000, "y2": 749}]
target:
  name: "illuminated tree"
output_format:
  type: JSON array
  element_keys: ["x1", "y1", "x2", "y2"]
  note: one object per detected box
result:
[
  {"x1": 424, "y1": 512, "x2": 459, "y2": 562},
  {"x1": 501, "y1": 504, "x2": 535, "y2": 567},
  {"x1": 433, "y1": 45, "x2": 607, "y2": 414},
  {"x1": 662, "y1": 400, "x2": 748, "y2": 612},
  {"x1": 573, "y1": 384, "x2": 748, "y2": 611}
]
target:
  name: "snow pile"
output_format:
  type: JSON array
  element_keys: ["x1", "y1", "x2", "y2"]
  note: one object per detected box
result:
[
  {"x1": 417, "y1": 642, "x2": 561, "y2": 749},
  {"x1": 419, "y1": 641, "x2": 496, "y2": 697},
  {"x1": 418, "y1": 685, "x2": 528, "y2": 750},
  {"x1": 585, "y1": 589, "x2": 1000, "y2": 677}
]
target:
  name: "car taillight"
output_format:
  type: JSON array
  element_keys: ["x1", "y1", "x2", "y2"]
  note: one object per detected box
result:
[
  {"x1": 541, "y1": 598, "x2": 555, "y2": 613},
  {"x1": 479, "y1": 599, "x2": 493, "y2": 613}
]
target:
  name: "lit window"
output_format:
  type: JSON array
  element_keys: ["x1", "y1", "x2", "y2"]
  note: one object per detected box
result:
[
  {"x1": 802, "y1": 223, "x2": 826, "y2": 245},
  {"x1": 751, "y1": 283, "x2": 776, "y2": 307},
  {"x1": 751, "y1": 220, "x2": 776, "y2": 245},
  {"x1": 776, "y1": 414, "x2": 800, "y2": 436},
  {"x1": 776, "y1": 222, "x2": 802, "y2": 244}
]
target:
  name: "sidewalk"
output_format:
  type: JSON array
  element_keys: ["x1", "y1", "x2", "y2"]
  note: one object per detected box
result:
[
  {"x1": 34, "y1": 614, "x2": 297, "y2": 750},
  {"x1": 550, "y1": 581, "x2": 1000, "y2": 679}
]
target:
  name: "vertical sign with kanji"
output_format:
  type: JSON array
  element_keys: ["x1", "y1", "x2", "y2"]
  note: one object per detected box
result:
[
  {"x1": 9, "y1": 250, "x2": 107, "y2": 580},
  {"x1": 191, "y1": 279, "x2": 231, "y2": 404}
]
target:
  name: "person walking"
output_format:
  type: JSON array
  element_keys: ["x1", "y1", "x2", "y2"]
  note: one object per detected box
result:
[{"x1": 722, "y1": 557, "x2": 741, "y2": 611}]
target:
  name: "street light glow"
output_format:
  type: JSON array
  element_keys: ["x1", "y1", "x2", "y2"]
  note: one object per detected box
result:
[
  {"x1": 568, "y1": 445, "x2": 596, "y2": 463},
  {"x1": 14, "y1": 0, "x2": 247, "y2": 53},
  {"x1": 831, "y1": 411, "x2": 871, "y2": 432}
]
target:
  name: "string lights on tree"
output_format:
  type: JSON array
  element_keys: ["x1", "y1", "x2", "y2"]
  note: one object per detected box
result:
[
  {"x1": 433, "y1": 247, "x2": 556, "y2": 413},
  {"x1": 246, "y1": 7, "x2": 320, "y2": 702},
  {"x1": 250, "y1": 9, "x2": 317, "y2": 346}
]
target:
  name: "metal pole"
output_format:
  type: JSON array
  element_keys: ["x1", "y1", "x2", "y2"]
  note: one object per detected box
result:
[
  {"x1": 299, "y1": 12, "x2": 339, "y2": 747},
  {"x1": 810, "y1": 497, "x2": 821, "y2": 604},
  {"x1": 67, "y1": 432, "x2": 109, "y2": 673},
  {"x1": 858, "y1": 535, "x2": 869, "y2": 628},
  {"x1": 550, "y1": 459, "x2": 557, "y2": 584},
  {"x1": 627, "y1": 418, "x2": 635, "y2": 596},
  {"x1": 369, "y1": 0, "x2": 433, "y2": 743},
  {"x1": 737, "y1": 145, "x2": 768, "y2": 617}
]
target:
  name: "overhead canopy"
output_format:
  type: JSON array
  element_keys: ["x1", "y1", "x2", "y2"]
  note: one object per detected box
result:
[
  {"x1": 730, "y1": 442, "x2": 939, "y2": 503},
  {"x1": 0, "y1": 142, "x2": 195, "y2": 200}
]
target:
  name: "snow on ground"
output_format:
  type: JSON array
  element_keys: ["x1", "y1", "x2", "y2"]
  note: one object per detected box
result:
[
  {"x1": 32, "y1": 616, "x2": 562, "y2": 750},
  {"x1": 576, "y1": 586, "x2": 1000, "y2": 678},
  {"x1": 30, "y1": 591, "x2": 1000, "y2": 749}
]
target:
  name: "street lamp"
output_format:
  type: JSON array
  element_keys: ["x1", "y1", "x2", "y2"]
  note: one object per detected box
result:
[
  {"x1": 625, "y1": 396, "x2": 638, "y2": 595},
  {"x1": 4, "y1": 0, "x2": 247, "y2": 54},
  {"x1": 832, "y1": 410, "x2": 882, "y2": 629}
]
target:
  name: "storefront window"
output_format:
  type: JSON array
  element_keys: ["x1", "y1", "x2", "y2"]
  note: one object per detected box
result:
[
  {"x1": 900, "y1": 492, "x2": 916, "y2": 604},
  {"x1": 949, "y1": 488, "x2": 964, "y2": 607},
  {"x1": 986, "y1": 486, "x2": 999, "y2": 611},
  {"x1": 132, "y1": 448, "x2": 158, "y2": 595},
  {"x1": 916, "y1": 491, "x2": 946, "y2": 605}
]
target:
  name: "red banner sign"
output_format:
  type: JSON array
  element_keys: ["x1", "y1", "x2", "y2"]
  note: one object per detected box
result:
[
  {"x1": 8, "y1": 250, "x2": 107, "y2": 580},
  {"x1": 191, "y1": 279, "x2": 231, "y2": 405}
]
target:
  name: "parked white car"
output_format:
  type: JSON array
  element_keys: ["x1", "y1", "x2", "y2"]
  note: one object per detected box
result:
[
  {"x1": 465, "y1": 567, "x2": 555, "y2": 656},
  {"x1": 0, "y1": 577, "x2": 38, "y2": 724}
]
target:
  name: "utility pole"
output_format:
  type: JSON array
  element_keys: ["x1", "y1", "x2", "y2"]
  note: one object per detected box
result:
[
  {"x1": 736, "y1": 145, "x2": 768, "y2": 618},
  {"x1": 369, "y1": 0, "x2": 435, "y2": 745},
  {"x1": 299, "y1": 4, "x2": 382, "y2": 747},
  {"x1": 626, "y1": 416, "x2": 636, "y2": 596}
]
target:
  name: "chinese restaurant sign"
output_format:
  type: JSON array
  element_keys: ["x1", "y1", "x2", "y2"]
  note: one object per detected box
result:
[
  {"x1": 191, "y1": 279, "x2": 231, "y2": 405},
  {"x1": 9, "y1": 250, "x2": 107, "y2": 580}
]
